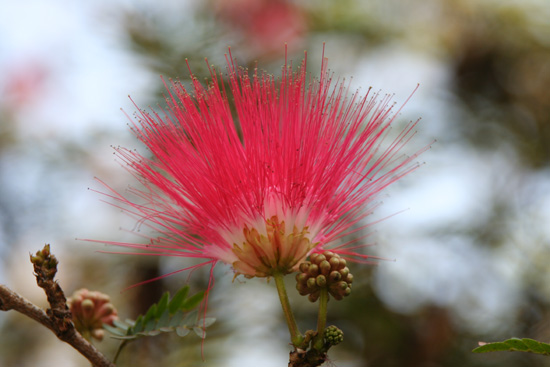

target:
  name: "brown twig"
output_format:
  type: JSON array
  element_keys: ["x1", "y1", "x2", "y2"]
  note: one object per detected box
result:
[
  {"x1": 288, "y1": 348, "x2": 327, "y2": 367},
  {"x1": 0, "y1": 245, "x2": 115, "y2": 367}
]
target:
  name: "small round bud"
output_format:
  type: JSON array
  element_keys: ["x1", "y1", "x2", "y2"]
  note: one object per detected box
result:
[
  {"x1": 310, "y1": 253, "x2": 320, "y2": 264},
  {"x1": 296, "y1": 282, "x2": 310, "y2": 295},
  {"x1": 338, "y1": 259, "x2": 347, "y2": 270},
  {"x1": 308, "y1": 292, "x2": 320, "y2": 302},
  {"x1": 329, "y1": 271, "x2": 341, "y2": 282},
  {"x1": 324, "y1": 325, "x2": 344, "y2": 346},
  {"x1": 339, "y1": 267, "x2": 349, "y2": 279},
  {"x1": 329, "y1": 257, "x2": 340, "y2": 269},
  {"x1": 308, "y1": 264, "x2": 319, "y2": 277},
  {"x1": 82, "y1": 299, "x2": 94, "y2": 310},
  {"x1": 296, "y1": 273, "x2": 308, "y2": 283},
  {"x1": 81, "y1": 299, "x2": 95, "y2": 318},
  {"x1": 319, "y1": 260, "x2": 331, "y2": 275},
  {"x1": 299, "y1": 262, "x2": 310, "y2": 273},
  {"x1": 307, "y1": 277, "x2": 317, "y2": 289},
  {"x1": 323, "y1": 251, "x2": 335, "y2": 259},
  {"x1": 316, "y1": 275, "x2": 327, "y2": 287},
  {"x1": 345, "y1": 274, "x2": 354, "y2": 284},
  {"x1": 91, "y1": 329, "x2": 105, "y2": 341},
  {"x1": 337, "y1": 281, "x2": 348, "y2": 291},
  {"x1": 314, "y1": 254, "x2": 326, "y2": 264}
]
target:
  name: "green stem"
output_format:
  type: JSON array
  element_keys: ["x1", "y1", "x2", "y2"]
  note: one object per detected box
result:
[
  {"x1": 313, "y1": 288, "x2": 329, "y2": 351},
  {"x1": 273, "y1": 272, "x2": 303, "y2": 346},
  {"x1": 113, "y1": 339, "x2": 129, "y2": 364}
]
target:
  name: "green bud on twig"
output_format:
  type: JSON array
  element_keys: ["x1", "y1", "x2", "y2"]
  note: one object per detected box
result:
[
  {"x1": 30, "y1": 244, "x2": 59, "y2": 281},
  {"x1": 324, "y1": 325, "x2": 344, "y2": 346}
]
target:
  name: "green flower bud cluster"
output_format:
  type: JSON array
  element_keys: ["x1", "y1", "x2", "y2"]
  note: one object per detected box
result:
[
  {"x1": 324, "y1": 325, "x2": 344, "y2": 346},
  {"x1": 30, "y1": 244, "x2": 59, "y2": 280},
  {"x1": 295, "y1": 251, "x2": 353, "y2": 302}
]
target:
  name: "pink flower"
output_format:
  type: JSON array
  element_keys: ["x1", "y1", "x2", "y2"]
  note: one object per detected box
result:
[
  {"x1": 213, "y1": 0, "x2": 305, "y2": 57},
  {"x1": 67, "y1": 289, "x2": 118, "y2": 341},
  {"x1": 99, "y1": 49, "x2": 423, "y2": 280}
]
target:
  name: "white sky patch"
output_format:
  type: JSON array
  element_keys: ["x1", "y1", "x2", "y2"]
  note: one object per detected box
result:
[
  {"x1": 374, "y1": 145, "x2": 495, "y2": 233},
  {"x1": 0, "y1": 0, "x2": 156, "y2": 140},
  {"x1": 373, "y1": 235, "x2": 521, "y2": 333}
]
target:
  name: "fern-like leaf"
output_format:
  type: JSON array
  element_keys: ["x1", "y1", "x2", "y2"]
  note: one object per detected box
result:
[
  {"x1": 473, "y1": 338, "x2": 550, "y2": 356},
  {"x1": 104, "y1": 285, "x2": 215, "y2": 341}
]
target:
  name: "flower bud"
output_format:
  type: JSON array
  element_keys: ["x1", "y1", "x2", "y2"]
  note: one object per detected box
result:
[
  {"x1": 336, "y1": 281, "x2": 348, "y2": 290},
  {"x1": 316, "y1": 275, "x2": 327, "y2": 287},
  {"x1": 338, "y1": 258, "x2": 347, "y2": 270},
  {"x1": 319, "y1": 260, "x2": 331, "y2": 275},
  {"x1": 81, "y1": 299, "x2": 95, "y2": 318},
  {"x1": 309, "y1": 253, "x2": 320, "y2": 264},
  {"x1": 308, "y1": 264, "x2": 319, "y2": 277},
  {"x1": 329, "y1": 271, "x2": 341, "y2": 282},
  {"x1": 314, "y1": 254, "x2": 326, "y2": 264},
  {"x1": 308, "y1": 291, "x2": 320, "y2": 302},
  {"x1": 67, "y1": 288, "x2": 118, "y2": 342},
  {"x1": 329, "y1": 256, "x2": 340, "y2": 269},
  {"x1": 299, "y1": 262, "x2": 310, "y2": 273},
  {"x1": 324, "y1": 325, "x2": 344, "y2": 346},
  {"x1": 296, "y1": 273, "x2": 308, "y2": 283},
  {"x1": 294, "y1": 251, "x2": 354, "y2": 302}
]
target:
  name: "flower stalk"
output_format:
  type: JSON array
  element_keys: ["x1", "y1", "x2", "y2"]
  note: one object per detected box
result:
[
  {"x1": 313, "y1": 288, "x2": 329, "y2": 351},
  {"x1": 273, "y1": 272, "x2": 303, "y2": 347}
]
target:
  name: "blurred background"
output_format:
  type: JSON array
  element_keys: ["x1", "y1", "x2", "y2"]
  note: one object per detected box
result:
[{"x1": 1, "y1": 0, "x2": 550, "y2": 366}]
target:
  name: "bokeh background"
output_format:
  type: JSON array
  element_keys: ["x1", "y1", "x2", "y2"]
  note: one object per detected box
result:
[{"x1": 1, "y1": 0, "x2": 550, "y2": 366}]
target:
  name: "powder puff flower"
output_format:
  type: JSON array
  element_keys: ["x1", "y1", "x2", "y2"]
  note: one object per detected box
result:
[{"x1": 98, "y1": 49, "x2": 423, "y2": 281}]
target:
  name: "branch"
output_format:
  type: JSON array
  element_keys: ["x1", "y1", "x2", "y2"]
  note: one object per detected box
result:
[
  {"x1": 0, "y1": 245, "x2": 115, "y2": 367},
  {"x1": 288, "y1": 347, "x2": 326, "y2": 367},
  {"x1": 0, "y1": 284, "x2": 53, "y2": 327}
]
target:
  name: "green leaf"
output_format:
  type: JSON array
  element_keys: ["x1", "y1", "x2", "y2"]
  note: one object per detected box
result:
[
  {"x1": 112, "y1": 320, "x2": 130, "y2": 331},
  {"x1": 142, "y1": 304, "x2": 157, "y2": 326},
  {"x1": 104, "y1": 285, "x2": 212, "y2": 342},
  {"x1": 103, "y1": 323, "x2": 126, "y2": 336},
  {"x1": 181, "y1": 291, "x2": 204, "y2": 311},
  {"x1": 168, "y1": 286, "x2": 189, "y2": 314},
  {"x1": 193, "y1": 326, "x2": 206, "y2": 339},
  {"x1": 157, "y1": 309, "x2": 171, "y2": 328},
  {"x1": 473, "y1": 338, "x2": 550, "y2": 356},
  {"x1": 182, "y1": 310, "x2": 198, "y2": 326},
  {"x1": 133, "y1": 315, "x2": 144, "y2": 333},
  {"x1": 168, "y1": 310, "x2": 185, "y2": 327},
  {"x1": 197, "y1": 318, "x2": 216, "y2": 328},
  {"x1": 143, "y1": 317, "x2": 157, "y2": 333},
  {"x1": 155, "y1": 292, "x2": 170, "y2": 318},
  {"x1": 176, "y1": 326, "x2": 190, "y2": 337}
]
